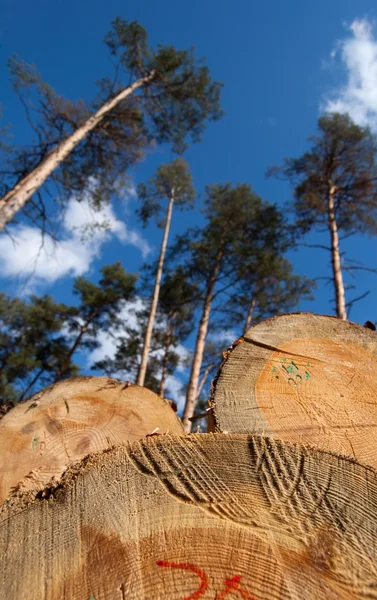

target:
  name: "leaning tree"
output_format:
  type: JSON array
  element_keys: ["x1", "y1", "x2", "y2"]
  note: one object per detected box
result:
[{"x1": 0, "y1": 18, "x2": 222, "y2": 231}]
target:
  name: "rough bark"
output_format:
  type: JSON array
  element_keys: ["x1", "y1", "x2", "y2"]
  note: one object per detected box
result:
[
  {"x1": 212, "y1": 313, "x2": 377, "y2": 467},
  {"x1": 0, "y1": 73, "x2": 155, "y2": 231},
  {"x1": 137, "y1": 189, "x2": 175, "y2": 387},
  {"x1": 1, "y1": 434, "x2": 377, "y2": 599},
  {"x1": 182, "y1": 250, "x2": 223, "y2": 432},
  {"x1": 0, "y1": 376, "x2": 182, "y2": 503},
  {"x1": 328, "y1": 183, "x2": 347, "y2": 320}
]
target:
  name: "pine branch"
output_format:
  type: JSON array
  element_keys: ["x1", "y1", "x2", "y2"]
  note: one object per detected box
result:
[
  {"x1": 346, "y1": 290, "x2": 371, "y2": 317},
  {"x1": 298, "y1": 242, "x2": 331, "y2": 251}
]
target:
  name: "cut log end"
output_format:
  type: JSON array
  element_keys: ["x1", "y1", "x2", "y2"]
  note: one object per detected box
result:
[
  {"x1": 0, "y1": 376, "x2": 182, "y2": 503},
  {"x1": 1, "y1": 434, "x2": 377, "y2": 599},
  {"x1": 212, "y1": 313, "x2": 377, "y2": 468}
]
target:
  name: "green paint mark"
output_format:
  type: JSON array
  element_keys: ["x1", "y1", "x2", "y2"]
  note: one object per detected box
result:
[
  {"x1": 272, "y1": 357, "x2": 312, "y2": 387},
  {"x1": 32, "y1": 436, "x2": 39, "y2": 450}
]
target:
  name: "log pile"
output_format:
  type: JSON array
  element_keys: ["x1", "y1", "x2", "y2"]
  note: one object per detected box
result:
[{"x1": 0, "y1": 314, "x2": 377, "y2": 599}]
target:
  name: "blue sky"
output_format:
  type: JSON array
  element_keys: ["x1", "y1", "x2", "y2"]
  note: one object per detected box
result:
[{"x1": 1, "y1": 0, "x2": 377, "y2": 398}]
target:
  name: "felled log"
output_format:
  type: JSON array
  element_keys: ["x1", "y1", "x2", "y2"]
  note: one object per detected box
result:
[
  {"x1": 212, "y1": 314, "x2": 377, "y2": 467},
  {"x1": 0, "y1": 376, "x2": 182, "y2": 503},
  {"x1": 1, "y1": 433, "x2": 377, "y2": 599}
]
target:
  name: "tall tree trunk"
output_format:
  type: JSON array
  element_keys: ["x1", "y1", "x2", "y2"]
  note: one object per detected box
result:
[
  {"x1": 243, "y1": 295, "x2": 257, "y2": 335},
  {"x1": 328, "y1": 183, "x2": 347, "y2": 320},
  {"x1": 0, "y1": 72, "x2": 155, "y2": 232},
  {"x1": 182, "y1": 249, "x2": 224, "y2": 432},
  {"x1": 137, "y1": 189, "x2": 175, "y2": 387},
  {"x1": 159, "y1": 321, "x2": 172, "y2": 398}
]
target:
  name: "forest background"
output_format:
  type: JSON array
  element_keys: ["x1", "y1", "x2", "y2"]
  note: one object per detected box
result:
[{"x1": 0, "y1": 0, "x2": 376, "y2": 426}]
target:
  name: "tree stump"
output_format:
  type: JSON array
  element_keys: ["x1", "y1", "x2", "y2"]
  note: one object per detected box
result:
[
  {"x1": 212, "y1": 314, "x2": 377, "y2": 467},
  {"x1": 0, "y1": 376, "x2": 182, "y2": 503},
  {"x1": 1, "y1": 433, "x2": 377, "y2": 599}
]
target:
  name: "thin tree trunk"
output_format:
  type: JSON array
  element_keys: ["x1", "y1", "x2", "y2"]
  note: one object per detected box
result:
[
  {"x1": 328, "y1": 183, "x2": 347, "y2": 320},
  {"x1": 54, "y1": 312, "x2": 97, "y2": 382},
  {"x1": 182, "y1": 249, "x2": 224, "y2": 432},
  {"x1": 159, "y1": 322, "x2": 172, "y2": 398},
  {"x1": 19, "y1": 367, "x2": 45, "y2": 401},
  {"x1": 196, "y1": 363, "x2": 214, "y2": 401},
  {"x1": 137, "y1": 189, "x2": 175, "y2": 387},
  {"x1": 243, "y1": 295, "x2": 257, "y2": 335},
  {"x1": 0, "y1": 72, "x2": 155, "y2": 232}
]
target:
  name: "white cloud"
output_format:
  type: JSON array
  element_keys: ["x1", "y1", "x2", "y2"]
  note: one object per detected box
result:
[
  {"x1": 64, "y1": 198, "x2": 126, "y2": 238},
  {"x1": 208, "y1": 328, "x2": 237, "y2": 345},
  {"x1": 126, "y1": 182, "x2": 137, "y2": 200},
  {"x1": 88, "y1": 298, "x2": 144, "y2": 364},
  {"x1": 174, "y1": 344, "x2": 192, "y2": 372},
  {"x1": 323, "y1": 18, "x2": 377, "y2": 130},
  {"x1": 0, "y1": 196, "x2": 151, "y2": 290},
  {"x1": 164, "y1": 374, "x2": 185, "y2": 408}
]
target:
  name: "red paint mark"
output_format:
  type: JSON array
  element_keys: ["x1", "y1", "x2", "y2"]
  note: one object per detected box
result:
[
  {"x1": 217, "y1": 575, "x2": 257, "y2": 600},
  {"x1": 157, "y1": 561, "x2": 257, "y2": 600},
  {"x1": 156, "y1": 560, "x2": 208, "y2": 599}
]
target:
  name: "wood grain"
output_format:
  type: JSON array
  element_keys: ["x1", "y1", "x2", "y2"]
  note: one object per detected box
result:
[
  {"x1": 0, "y1": 376, "x2": 182, "y2": 503},
  {"x1": 1, "y1": 434, "x2": 377, "y2": 599},
  {"x1": 212, "y1": 314, "x2": 377, "y2": 466}
]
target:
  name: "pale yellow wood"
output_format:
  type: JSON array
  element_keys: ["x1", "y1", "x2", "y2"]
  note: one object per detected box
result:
[
  {"x1": 0, "y1": 376, "x2": 182, "y2": 503},
  {"x1": 1, "y1": 434, "x2": 377, "y2": 599},
  {"x1": 212, "y1": 314, "x2": 377, "y2": 467}
]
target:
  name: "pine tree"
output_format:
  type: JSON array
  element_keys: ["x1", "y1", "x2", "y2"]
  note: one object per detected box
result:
[
  {"x1": 0, "y1": 293, "x2": 77, "y2": 402},
  {"x1": 0, "y1": 262, "x2": 137, "y2": 402},
  {"x1": 55, "y1": 262, "x2": 137, "y2": 381},
  {"x1": 92, "y1": 304, "x2": 175, "y2": 396},
  {"x1": 136, "y1": 158, "x2": 195, "y2": 386},
  {"x1": 227, "y1": 254, "x2": 314, "y2": 334},
  {"x1": 269, "y1": 113, "x2": 377, "y2": 319},
  {"x1": 157, "y1": 267, "x2": 198, "y2": 398},
  {"x1": 0, "y1": 19, "x2": 222, "y2": 231},
  {"x1": 92, "y1": 267, "x2": 197, "y2": 400},
  {"x1": 169, "y1": 183, "x2": 294, "y2": 431}
]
